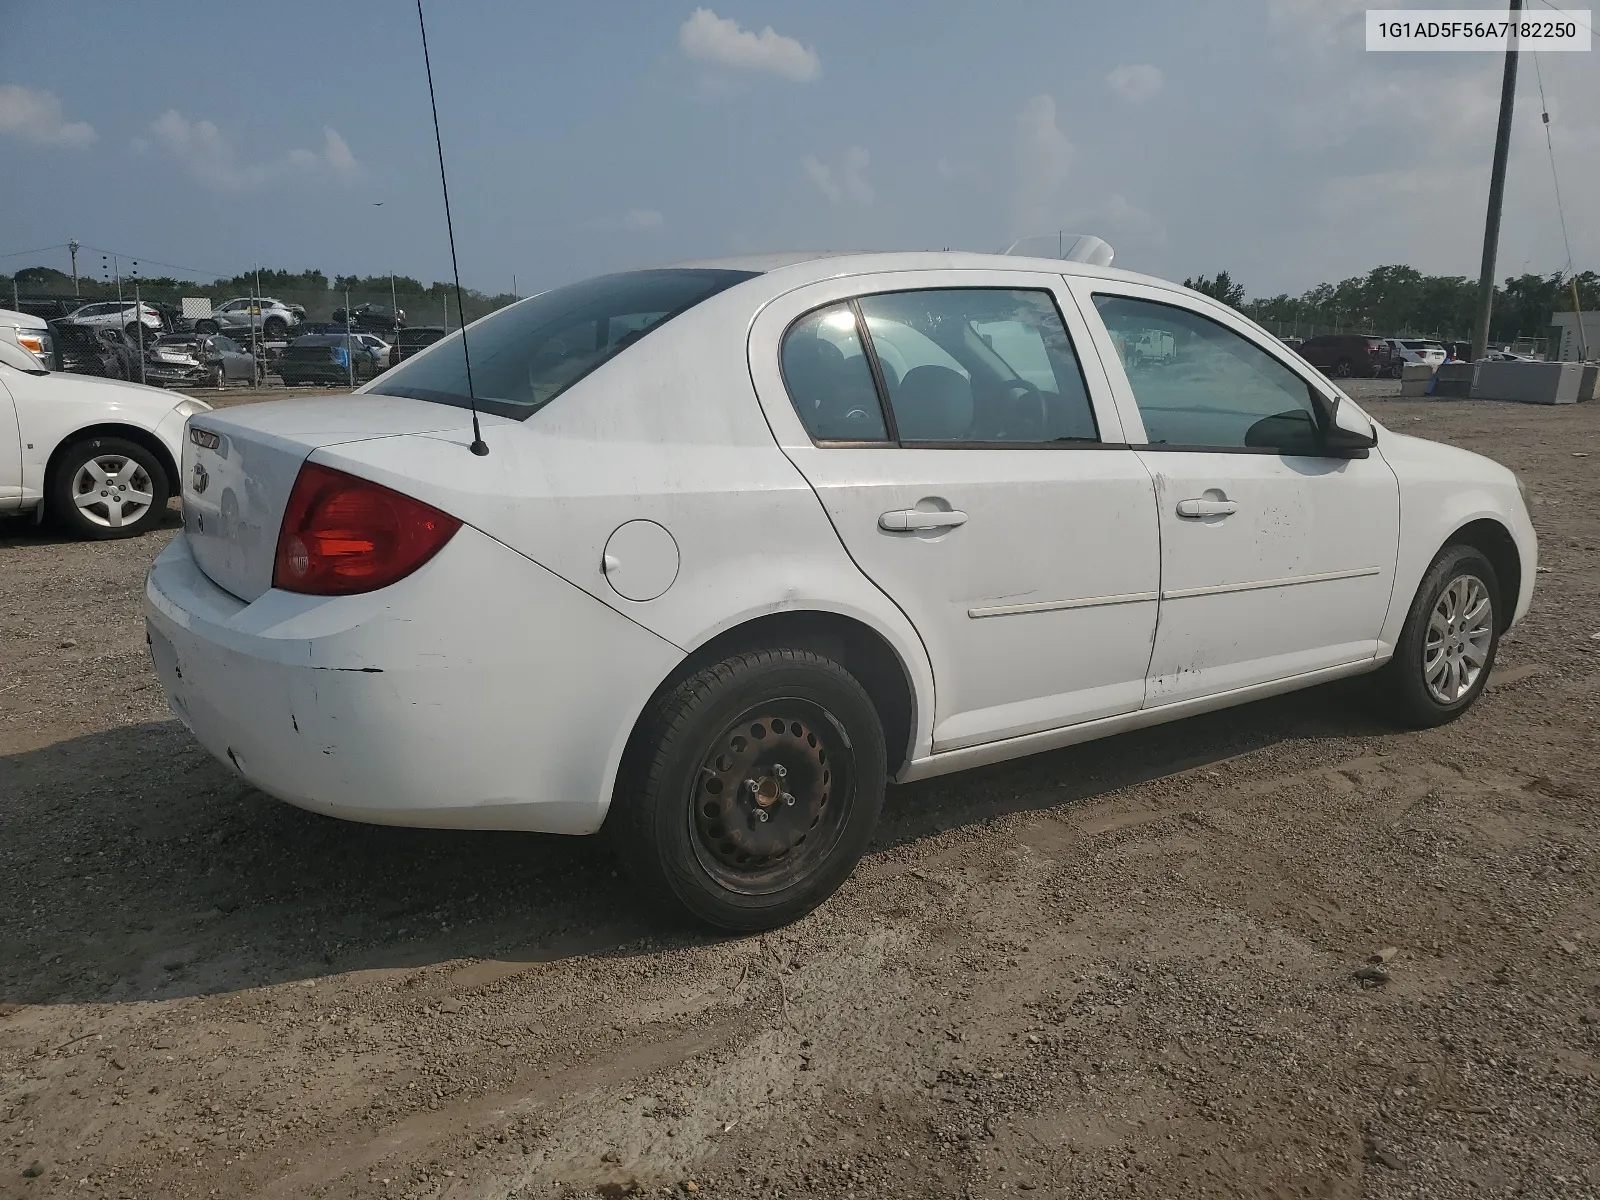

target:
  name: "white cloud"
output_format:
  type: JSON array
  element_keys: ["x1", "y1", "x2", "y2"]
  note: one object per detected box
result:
[
  {"x1": 584, "y1": 208, "x2": 667, "y2": 232},
  {"x1": 1107, "y1": 64, "x2": 1164, "y2": 104},
  {"x1": 679, "y1": 8, "x2": 820, "y2": 81},
  {"x1": 1012, "y1": 94, "x2": 1074, "y2": 234},
  {"x1": 803, "y1": 146, "x2": 873, "y2": 206},
  {"x1": 0, "y1": 84, "x2": 96, "y2": 149},
  {"x1": 149, "y1": 110, "x2": 361, "y2": 191}
]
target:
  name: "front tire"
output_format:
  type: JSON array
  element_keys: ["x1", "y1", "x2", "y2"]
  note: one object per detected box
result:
[
  {"x1": 47, "y1": 436, "x2": 170, "y2": 540},
  {"x1": 608, "y1": 648, "x2": 888, "y2": 932},
  {"x1": 1371, "y1": 545, "x2": 1501, "y2": 728}
]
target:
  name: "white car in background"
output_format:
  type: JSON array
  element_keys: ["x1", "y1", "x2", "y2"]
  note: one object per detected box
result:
[
  {"x1": 63, "y1": 299, "x2": 165, "y2": 340},
  {"x1": 1384, "y1": 338, "x2": 1448, "y2": 377},
  {"x1": 0, "y1": 334, "x2": 210, "y2": 538},
  {"x1": 145, "y1": 250, "x2": 1536, "y2": 931},
  {"x1": 195, "y1": 297, "x2": 305, "y2": 342}
]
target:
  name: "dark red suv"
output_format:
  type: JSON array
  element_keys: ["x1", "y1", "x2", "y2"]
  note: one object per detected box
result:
[{"x1": 1295, "y1": 334, "x2": 1392, "y2": 378}]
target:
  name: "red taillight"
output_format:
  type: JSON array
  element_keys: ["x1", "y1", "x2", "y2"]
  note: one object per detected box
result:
[{"x1": 272, "y1": 462, "x2": 461, "y2": 595}]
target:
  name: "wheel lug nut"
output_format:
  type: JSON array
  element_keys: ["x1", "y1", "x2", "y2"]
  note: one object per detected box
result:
[
  {"x1": 782, "y1": 792, "x2": 795, "y2": 806},
  {"x1": 745, "y1": 779, "x2": 759, "y2": 793},
  {"x1": 755, "y1": 809, "x2": 770, "y2": 823},
  {"x1": 775, "y1": 764, "x2": 787, "y2": 778}
]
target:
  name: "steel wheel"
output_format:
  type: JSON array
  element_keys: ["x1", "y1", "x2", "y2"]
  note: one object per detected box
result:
[
  {"x1": 688, "y1": 700, "x2": 855, "y2": 896},
  {"x1": 70, "y1": 454, "x2": 155, "y2": 531},
  {"x1": 1423, "y1": 574, "x2": 1493, "y2": 704}
]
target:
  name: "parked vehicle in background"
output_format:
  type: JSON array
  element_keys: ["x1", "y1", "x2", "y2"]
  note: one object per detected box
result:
[
  {"x1": 52, "y1": 325, "x2": 143, "y2": 379},
  {"x1": 195, "y1": 297, "x2": 305, "y2": 341},
  {"x1": 12, "y1": 297, "x2": 86, "y2": 324},
  {"x1": 146, "y1": 251, "x2": 1536, "y2": 932},
  {"x1": 1483, "y1": 350, "x2": 1535, "y2": 363},
  {"x1": 63, "y1": 300, "x2": 164, "y2": 340},
  {"x1": 354, "y1": 333, "x2": 391, "y2": 367},
  {"x1": 388, "y1": 325, "x2": 445, "y2": 367},
  {"x1": 1294, "y1": 333, "x2": 1392, "y2": 378},
  {"x1": 142, "y1": 334, "x2": 260, "y2": 389},
  {"x1": 1383, "y1": 338, "x2": 1447, "y2": 377},
  {"x1": 332, "y1": 302, "x2": 406, "y2": 334},
  {"x1": 277, "y1": 333, "x2": 384, "y2": 386},
  {"x1": 0, "y1": 332, "x2": 210, "y2": 538},
  {"x1": 1, "y1": 307, "x2": 54, "y2": 370}
]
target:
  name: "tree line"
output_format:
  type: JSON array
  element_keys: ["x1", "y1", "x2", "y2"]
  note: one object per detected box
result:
[{"x1": 1184, "y1": 265, "x2": 1598, "y2": 344}]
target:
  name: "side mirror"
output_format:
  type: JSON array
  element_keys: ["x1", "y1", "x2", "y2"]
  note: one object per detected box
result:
[{"x1": 1324, "y1": 396, "x2": 1378, "y2": 456}]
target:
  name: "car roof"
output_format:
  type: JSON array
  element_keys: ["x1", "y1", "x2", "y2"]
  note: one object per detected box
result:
[{"x1": 663, "y1": 249, "x2": 1191, "y2": 296}]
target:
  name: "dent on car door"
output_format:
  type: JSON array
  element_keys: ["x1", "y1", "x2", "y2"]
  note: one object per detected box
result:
[
  {"x1": 756, "y1": 273, "x2": 1162, "y2": 752},
  {"x1": 1073, "y1": 282, "x2": 1400, "y2": 706}
]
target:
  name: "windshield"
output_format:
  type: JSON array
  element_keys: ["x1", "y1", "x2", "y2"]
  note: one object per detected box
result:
[{"x1": 369, "y1": 268, "x2": 758, "y2": 419}]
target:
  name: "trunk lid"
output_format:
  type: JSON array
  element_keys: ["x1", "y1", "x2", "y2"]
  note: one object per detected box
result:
[{"x1": 182, "y1": 395, "x2": 491, "y2": 602}]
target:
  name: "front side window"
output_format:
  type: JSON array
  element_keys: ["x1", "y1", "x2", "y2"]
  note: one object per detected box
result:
[
  {"x1": 371, "y1": 268, "x2": 756, "y2": 420},
  {"x1": 1092, "y1": 294, "x2": 1322, "y2": 454},
  {"x1": 858, "y1": 289, "x2": 1097, "y2": 444}
]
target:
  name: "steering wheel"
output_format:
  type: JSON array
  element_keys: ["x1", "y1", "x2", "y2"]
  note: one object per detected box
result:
[{"x1": 997, "y1": 379, "x2": 1048, "y2": 441}]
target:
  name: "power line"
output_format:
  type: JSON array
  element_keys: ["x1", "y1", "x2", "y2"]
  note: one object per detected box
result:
[
  {"x1": 1530, "y1": 52, "x2": 1576, "y2": 276},
  {"x1": 0, "y1": 243, "x2": 70, "y2": 261}
]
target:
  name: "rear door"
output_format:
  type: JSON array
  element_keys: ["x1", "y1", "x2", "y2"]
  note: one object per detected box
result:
[
  {"x1": 1069, "y1": 278, "x2": 1399, "y2": 706},
  {"x1": 749, "y1": 270, "x2": 1161, "y2": 752}
]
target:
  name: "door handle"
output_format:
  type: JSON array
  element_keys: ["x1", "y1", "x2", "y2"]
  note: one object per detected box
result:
[
  {"x1": 879, "y1": 508, "x2": 968, "y2": 531},
  {"x1": 1175, "y1": 498, "x2": 1238, "y2": 518}
]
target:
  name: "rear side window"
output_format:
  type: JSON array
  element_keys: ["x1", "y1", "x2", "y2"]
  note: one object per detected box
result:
[
  {"x1": 371, "y1": 268, "x2": 757, "y2": 420},
  {"x1": 781, "y1": 304, "x2": 889, "y2": 441},
  {"x1": 1093, "y1": 293, "x2": 1322, "y2": 453},
  {"x1": 781, "y1": 287, "x2": 1098, "y2": 446}
]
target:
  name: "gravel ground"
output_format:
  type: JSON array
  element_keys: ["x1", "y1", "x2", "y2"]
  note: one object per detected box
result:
[{"x1": 2, "y1": 381, "x2": 1598, "y2": 1199}]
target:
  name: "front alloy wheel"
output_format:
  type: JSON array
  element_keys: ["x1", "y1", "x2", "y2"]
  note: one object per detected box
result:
[
  {"x1": 48, "y1": 436, "x2": 170, "y2": 540},
  {"x1": 608, "y1": 648, "x2": 887, "y2": 931},
  {"x1": 1373, "y1": 544, "x2": 1501, "y2": 728}
]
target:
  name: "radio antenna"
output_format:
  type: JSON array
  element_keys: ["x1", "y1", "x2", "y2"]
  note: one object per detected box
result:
[{"x1": 416, "y1": 0, "x2": 488, "y2": 456}]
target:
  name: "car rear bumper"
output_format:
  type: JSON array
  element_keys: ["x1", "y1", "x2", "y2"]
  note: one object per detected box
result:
[{"x1": 144, "y1": 526, "x2": 681, "y2": 834}]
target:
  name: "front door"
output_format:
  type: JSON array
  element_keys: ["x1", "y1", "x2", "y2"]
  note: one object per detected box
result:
[
  {"x1": 1071, "y1": 280, "x2": 1400, "y2": 705},
  {"x1": 750, "y1": 272, "x2": 1162, "y2": 752}
]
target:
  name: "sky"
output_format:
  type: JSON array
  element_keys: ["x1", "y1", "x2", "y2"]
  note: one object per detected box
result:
[{"x1": 2, "y1": 0, "x2": 1595, "y2": 300}]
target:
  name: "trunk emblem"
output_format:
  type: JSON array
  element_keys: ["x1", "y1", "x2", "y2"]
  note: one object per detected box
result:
[{"x1": 192, "y1": 463, "x2": 210, "y2": 494}]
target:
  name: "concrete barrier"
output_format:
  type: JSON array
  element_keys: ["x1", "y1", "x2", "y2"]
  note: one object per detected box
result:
[
  {"x1": 1430, "y1": 363, "x2": 1476, "y2": 399},
  {"x1": 1580, "y1": 365, "x2": 1598, "y2": 403},
  {"x1": 1400, "y1": 362, "x2": 1436, "y2": 396},
  {"x1": 1471, "y1": 361, "x2": 1584, "y2": 405}
]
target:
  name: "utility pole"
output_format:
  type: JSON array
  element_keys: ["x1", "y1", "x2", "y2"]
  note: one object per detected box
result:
[
  {"x1": 1472, "y1": 0, "x2": 1522, "y2": 362},
  {"x1": 69, "y1": 239, "x2": 80, "y2": 295}
]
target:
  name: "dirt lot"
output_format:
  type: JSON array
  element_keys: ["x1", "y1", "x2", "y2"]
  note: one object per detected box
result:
[{"x1": 2, "y1": 381, "x2": 1597, "y2": 1199}]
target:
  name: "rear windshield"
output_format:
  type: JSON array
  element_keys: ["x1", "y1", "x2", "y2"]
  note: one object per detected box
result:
[{"x1": 369, "y1": 268, "x2": 758, "y2": 420}]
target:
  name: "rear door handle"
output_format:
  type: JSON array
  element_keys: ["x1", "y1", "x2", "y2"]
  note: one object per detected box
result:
[
  {"x1": 879, "y1": 508, "x2": 968, "y2": 531},
  {"x1": 1175, "y1": 498, "x2": 1238, "y2": 518}
]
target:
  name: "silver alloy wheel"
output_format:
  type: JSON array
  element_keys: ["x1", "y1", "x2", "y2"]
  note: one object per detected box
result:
[
  {"x1": 1423, "y1": 574, "x2": 1493, "y2": 704},
  {"x1": 71, "y1": 454, "x2": 155, "y2": 530}
]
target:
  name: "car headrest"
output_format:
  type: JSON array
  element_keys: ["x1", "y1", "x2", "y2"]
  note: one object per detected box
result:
[{"x1": 895, "y1": 365, "x2": 973, "y2": 441}]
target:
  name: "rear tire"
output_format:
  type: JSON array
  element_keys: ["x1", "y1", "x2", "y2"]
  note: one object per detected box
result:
[
  {"x1": 1370, "y1": 545, "x2": 1501, "y2": 728},
  {"x1": 47, "y1": 436, "x2": 170, "y2": 540},
  {"x1": 195, "y1": 319, "x2": 219, "y2": 335},
  {"x1": 263, "y1": 316, "x2": 287, "y2": 340},
  {"x1": 1333, "y1": 358, "x2": 1354, "y2": 378},
  {"x1": 607, "y1": 648, "x2": 887, "y2": 932}
]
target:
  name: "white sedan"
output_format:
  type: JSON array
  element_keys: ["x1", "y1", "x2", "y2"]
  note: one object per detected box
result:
[
  {"x1": 144, "y1": 250, "x2": 1536, "y2": 931},
  {"x1": 1384, "y1": 338, "x2": 1448, "y2": 376},
  {"x1": 0, "y1": 321, "x2": 210, "y2": 538}
]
